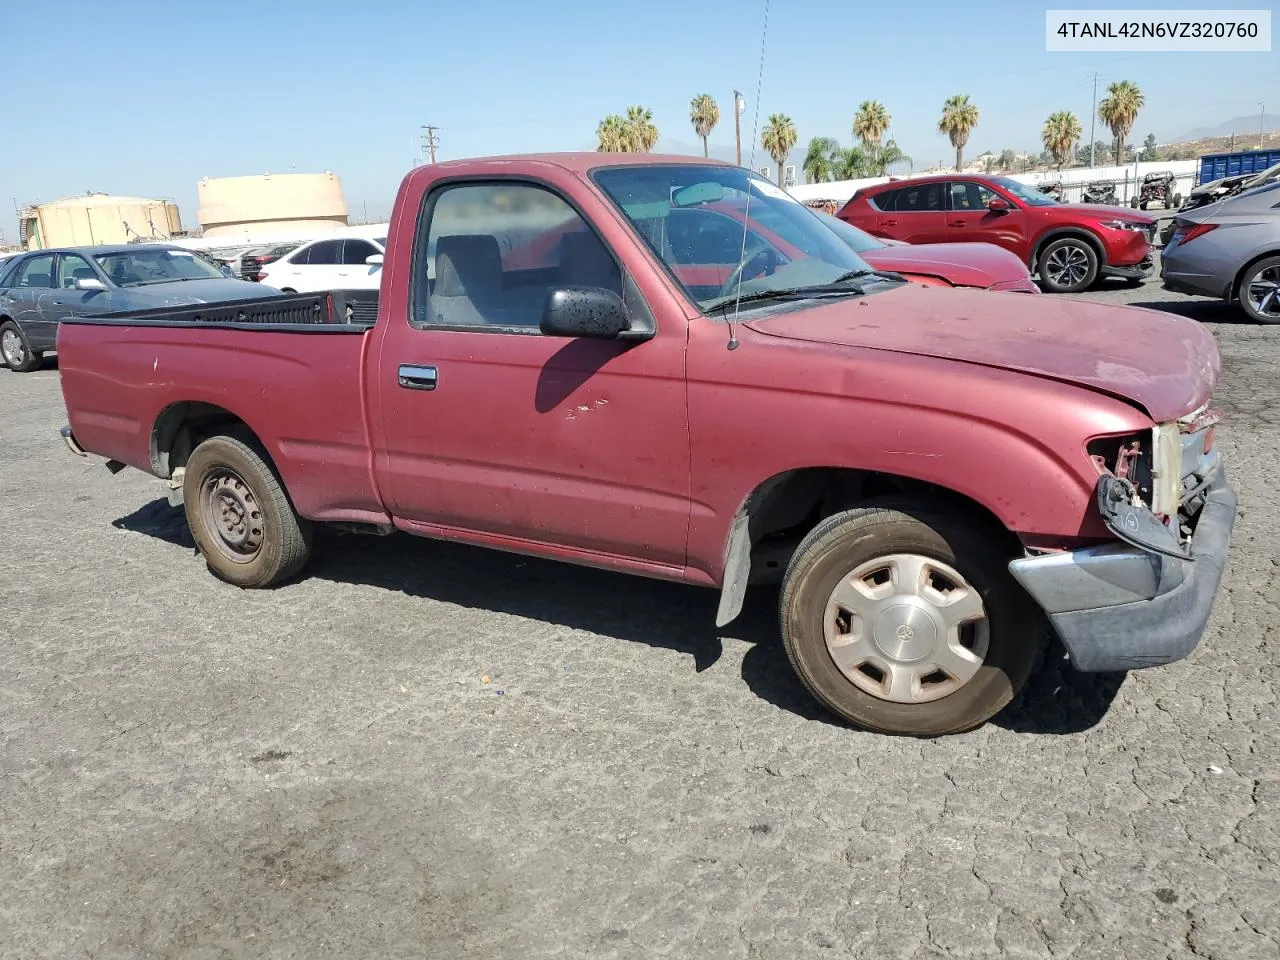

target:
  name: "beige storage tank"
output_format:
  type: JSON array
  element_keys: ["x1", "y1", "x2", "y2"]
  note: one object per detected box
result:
[
  {"x1": 197, "y1": 172, "x2": 349, "y2": 238},
  {"x1": 20, "y1": 194, "x2": 183, "y2": 249}
]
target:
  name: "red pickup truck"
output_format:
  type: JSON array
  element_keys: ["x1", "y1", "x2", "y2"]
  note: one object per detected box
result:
[{"x1": 57, "y1": 153, "x2": 1237, "y2": 736}]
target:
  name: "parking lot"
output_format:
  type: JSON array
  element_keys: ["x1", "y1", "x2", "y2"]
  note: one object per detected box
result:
[{"x1": 2, "y1": 264, "x2": 1278, "y2": 959}]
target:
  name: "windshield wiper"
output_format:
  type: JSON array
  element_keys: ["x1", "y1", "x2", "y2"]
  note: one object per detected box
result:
[
  {"x1": 705, "y1": 281, "x2": 871, "y2": 312},
  {"x1": 831, "y1": 268, "x2": 907, "y2": 284}
]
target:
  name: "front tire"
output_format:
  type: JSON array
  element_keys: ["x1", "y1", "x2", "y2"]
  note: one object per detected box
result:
[
  {"x1": 779, "y1": 503, "x2": 1043, "y2": 736},
  {"x1": 183, "y1": 435, "x2": 313, "y2": 587},
  {"x1": 0, "y1": 321, "x2": 42, "y2": 372},
  {"x1": 1238, "y1": 256, "x2": 1280, "y2": 324},
  {"x1": 1037, "y1": 237, "x2": 1099, "y2": 293}
]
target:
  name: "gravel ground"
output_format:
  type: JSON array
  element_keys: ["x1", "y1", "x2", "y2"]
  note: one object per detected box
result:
[{"x1": 2, "y1": 261, "x2": 1277, "y2": 959}]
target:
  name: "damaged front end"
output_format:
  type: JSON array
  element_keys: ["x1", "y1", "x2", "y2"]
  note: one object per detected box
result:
[{"x1": 1009, "y1": 407, "x2": 1238, "y2": 673}]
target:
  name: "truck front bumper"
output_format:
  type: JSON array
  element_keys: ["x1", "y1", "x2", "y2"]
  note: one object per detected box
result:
[{"x1": 1008, "y1": 467, "x2": 1237, "y2": 672}]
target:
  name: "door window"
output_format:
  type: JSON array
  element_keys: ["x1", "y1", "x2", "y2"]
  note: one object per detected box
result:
[
  {"x1": 13, "y1": 255, "x2": 55, "y2": 288},
  {"x1": 414, "y1": 181, "x2": 623, "y2": 330},
  {"x1": 895, "y1": 183, "x2": 944, "y2": 212},
  {"x1": 341, "y1": 239, "x2": 379, "y2": 265},
  {"x1": 305, "y1": 240, "x2": 342, "y2": 265},
  {"x1": 56, "y1": 254, "x2": 97, "y2": 289},
  {"x1": 948, "y1": 181, "x2": 1002, "y2": 211}
]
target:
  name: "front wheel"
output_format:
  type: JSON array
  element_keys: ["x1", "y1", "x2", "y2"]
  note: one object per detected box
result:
[
  {"x1": 779, "y1": 503, "x2": 1043, "y2": 736},
  {"x1": 1238, "y1": 256, "x2": 1280, "y2": 324},
  {"x1": 183, "y1": 434, "x2": 313, "y2": 587},
  {"x1": 1037, "y1": 237, "x2": 1099, "y2": 293},
  {"x1": 0, "y1": 321, "x2": 42, "y2": 372}
]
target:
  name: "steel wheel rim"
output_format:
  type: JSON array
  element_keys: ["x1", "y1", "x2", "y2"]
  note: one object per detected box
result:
[
  {"x1": 1045, "y1": 244, "x2": 1090, "y2": 287},
  {"x1": 823, "y1": 553, "x2": 989, "y2": 704},
  {"x1": 200, "y1": 468, "x2": 265, "y2": 563},
  {"x1": 1, "y1": 329, "x2": 24, "y2": 366},
  {"x1": 1246, "y1": 266, "x2": 1280, "y2": 319}
]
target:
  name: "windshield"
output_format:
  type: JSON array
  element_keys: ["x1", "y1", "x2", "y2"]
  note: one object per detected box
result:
[
  {"x1": 591, "y1": 164, "x2": 882, "y2": 311},
  {"x1": 814, "y1": 210, "x2": 887, "y2": 252},
  {"x1": 94, "y1": 248, "x2": 227, "y2": 286},
  {"x1": 992, "y1": 177, "x2": 1058, "y2": 207}
]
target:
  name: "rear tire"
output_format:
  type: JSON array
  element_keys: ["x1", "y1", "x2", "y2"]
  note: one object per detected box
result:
[
  {"x1": 183, "y1": 434, "x2": 313, "y2": 587},
  {"x1": 1172, "y1": 192, "x2": 1182, "y2": 208},
  {"x1": 1237, "y1": 256, "x2": 1280, "y2": 324},
  {"x1": 1037, "y1": 237, "x2": 1099, "y2": 293},
  {"x1": 779, "y1": 502, "x2": 1043, "y2": 736},
  {"x1": 0, "y1": 321, "x2": 42, "y2": 373}
]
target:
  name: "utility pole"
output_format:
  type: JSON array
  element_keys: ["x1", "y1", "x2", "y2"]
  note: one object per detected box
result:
[
  {"x1": 1260, "y1": 102, "x2": 1266, "y2": 149},
  {"x1": 420, "y1": 125, "x2": 439, "y2": 164},
  {"x1": 1089, "y1": 72, "x2": 1099, "y2": 167},
  {"x1": 733, "y1": 90, "x2": 744, "y2": 166}
]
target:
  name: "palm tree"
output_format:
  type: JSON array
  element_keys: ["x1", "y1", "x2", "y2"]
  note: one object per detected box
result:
[
  {"x1": 868, "y1": 139, "x2": 910, "y2": 175},
  {"x1": 802, "y1": 137, "x2": 840, "y2": 183},
  {"x1": 938, "y1": 95, "x2": 980, "y2": 172},
  {"x1": 689, "y1": 94, "x2": 720, "y2": 158},
  {"x1": 596, "y1": 115, "x2": 629, "y2": 152},
  {"x1": 625, "y1": 105, "x2": 659, "y2": 152},
  {"x1": 832, "y1": 145, "x2": 873, "y2": 181},
  {"x1": 852, "y1": 100, "x2": 891, "y2": 150},
  {"x1": 1098, "y1": 80, "x2": 1144, "y2": 166},
  {"x1": 1041, "y1": 110, "x2": 1083, "y2": 169},
  {"x1": 761, "y1": 114, "x2": 798, "y2": 186}
]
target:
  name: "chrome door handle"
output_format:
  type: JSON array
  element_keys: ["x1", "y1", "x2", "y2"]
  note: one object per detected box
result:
[{"x1": 398, "y1": 364, "x2": 437, "y2": 390}]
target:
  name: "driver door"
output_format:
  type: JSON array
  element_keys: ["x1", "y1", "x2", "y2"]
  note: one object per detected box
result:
[
  {"x1": 54, "y1": 253, "x2": 112, "y2": 321},
  {"x1": 944, "y1": 180, "x2": 1026, "y2": 255}
]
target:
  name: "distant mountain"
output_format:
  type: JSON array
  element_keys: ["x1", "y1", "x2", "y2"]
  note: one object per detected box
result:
[
  {"x1": 654, "y1": 137, "x2": 807, "y2": 174},
  {"x1": 1174, "y1": 115, "x2": 1279, "y2": 142}
]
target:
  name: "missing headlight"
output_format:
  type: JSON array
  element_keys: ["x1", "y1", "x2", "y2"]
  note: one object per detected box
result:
[{"x1": 1087, "y1": 433, "x2": 1153, "y2": 504}]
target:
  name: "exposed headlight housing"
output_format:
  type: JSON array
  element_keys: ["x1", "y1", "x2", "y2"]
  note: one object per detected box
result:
[{"x1": 1099, "y1": 219, "x2": 1149, "y2": 232}]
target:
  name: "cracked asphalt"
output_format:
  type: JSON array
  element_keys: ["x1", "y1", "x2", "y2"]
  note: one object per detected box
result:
[{"x1": 2, "y1": 262, "x2": 1277, "y2": 959}]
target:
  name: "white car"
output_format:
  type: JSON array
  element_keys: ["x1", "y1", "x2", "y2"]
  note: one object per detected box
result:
[{"x1": 257, "y1": 236, "x2": 385, "y2": 293}]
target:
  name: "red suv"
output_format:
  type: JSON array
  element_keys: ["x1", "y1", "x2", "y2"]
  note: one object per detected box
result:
[{"x1": 837, "y1": 174, "x2": 1156, "y2": 293}]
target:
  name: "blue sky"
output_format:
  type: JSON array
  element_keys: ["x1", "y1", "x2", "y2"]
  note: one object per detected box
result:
[{"x1": 3, "y1": 0, "x2": 1276, "y2": 240}]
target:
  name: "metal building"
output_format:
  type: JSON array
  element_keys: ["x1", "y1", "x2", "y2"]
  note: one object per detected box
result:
[
  {"x1": 197, "y1": 172, "x2": 349, "y2": 238},
  {"x1": 19, "y1": 194, "x2": 183, "y2": 250}
]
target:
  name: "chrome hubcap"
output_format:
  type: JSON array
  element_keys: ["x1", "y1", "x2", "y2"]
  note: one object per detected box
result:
[
  {"x1": 1, "y1": 329, "x2": 24, "y2": 366},
  {"x1": 201, "y1": 470, "x2": 264, "y2": 563},
  {"x1": 1246, "y1": 266, "x2": 1280, "y2": 319},
  {"x1": 1045, "y1": 244, "x2": 1090, "y2": 287},
  {"x1": 823, "y1": 554, "x2": 989, "y2": 704}
]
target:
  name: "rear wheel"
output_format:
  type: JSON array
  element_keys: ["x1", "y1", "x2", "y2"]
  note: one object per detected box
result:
[
  {"x1": 1172, "y1": 192, "x2": 1182, "y2": 208},
  {"x1": 1037, "y1": 237, "x2": 1099, "y2": 293},
  {"x1": 1238, "y1": 256, "x2": 1280, "y2": 324},
  {"x1": 0, "y1": 321, "x2": 42, "y2": 372},
  {"x1": 779, "y1": 502, "x2": 1043, "y2": 736},
  {"x1": 183, "y1": 434, "x2": 313, "y2": 587}
]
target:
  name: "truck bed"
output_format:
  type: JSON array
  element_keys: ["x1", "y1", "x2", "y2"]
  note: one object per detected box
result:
[{"x1": 58, "y1": 289, "x2": 390, "y2": 526}]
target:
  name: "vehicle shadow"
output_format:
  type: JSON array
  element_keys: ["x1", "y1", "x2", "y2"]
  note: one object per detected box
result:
[
  {"x1": 113, "y1": 499, "x2": 1122, "y2": 736},
  {"x1": 1122, "y1": 298, "x2": 1248, "y2": 324}
]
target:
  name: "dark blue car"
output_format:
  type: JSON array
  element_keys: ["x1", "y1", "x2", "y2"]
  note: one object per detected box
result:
[{"x1": 0, "y1": 244, "x2": 280, "y2": 371}]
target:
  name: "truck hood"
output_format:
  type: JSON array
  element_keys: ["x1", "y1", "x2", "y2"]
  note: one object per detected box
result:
[
  {"x1": 743, "y1": 284, "x2": 1219, "y2": 422},
  {"x1": 132, "y1": 278, "x2": 283, "y2": 304}
]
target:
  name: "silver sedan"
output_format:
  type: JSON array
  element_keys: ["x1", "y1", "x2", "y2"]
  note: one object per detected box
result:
[{"x1": 1160, "y1": 182, "x2": 1280, "y2": 323}]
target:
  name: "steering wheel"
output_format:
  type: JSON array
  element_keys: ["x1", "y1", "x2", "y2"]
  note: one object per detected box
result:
[{"x1": 719, "y1": 241, "x2": 779, "y2": 299}]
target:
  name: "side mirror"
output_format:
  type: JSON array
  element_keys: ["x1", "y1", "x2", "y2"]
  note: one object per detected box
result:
[
  {"x1": 540, "y1": 286, "x2": 631, "y2": 340},
  {"x1": 366, "y1": 254, "x2": 384, "y2": 266},
  {"x1": 75, "y1": 277, "x2": 106, "y2": 291},
  {"x1": 987, "y1": 197, "x2": 1011, "y2": 212}
]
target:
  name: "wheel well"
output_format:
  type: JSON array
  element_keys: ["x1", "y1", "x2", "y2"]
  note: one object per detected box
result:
[
  {"x1": 1230, "y1": 250, "x2": 1280, "y2": 301},
  {"x1": 150, "y1": 401, "x2": 267, "y2": 478},
  {"x1": 1031, "y1": 229, "x2": 1104, "y2": 271},
  {"x1": 715, "y1": 467, "x2": 1021, "y2": 626}
]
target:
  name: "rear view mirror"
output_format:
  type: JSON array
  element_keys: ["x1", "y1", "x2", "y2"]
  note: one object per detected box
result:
[
  {"x1": 75, "y1": 277, "x2": 106, "y2": 291},
  {"x1": 673, "y1": 182, "x2": 725, "y2": 207},
  {"x1": 987, "y1": 197, "x2": 1011, "y2": 212},
  {"x1": 541, "y1": 286, "x2": 630, "y2": 340},
  {"x1": 366, "y1": 254, "x2": 384, "y2": 266}
]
